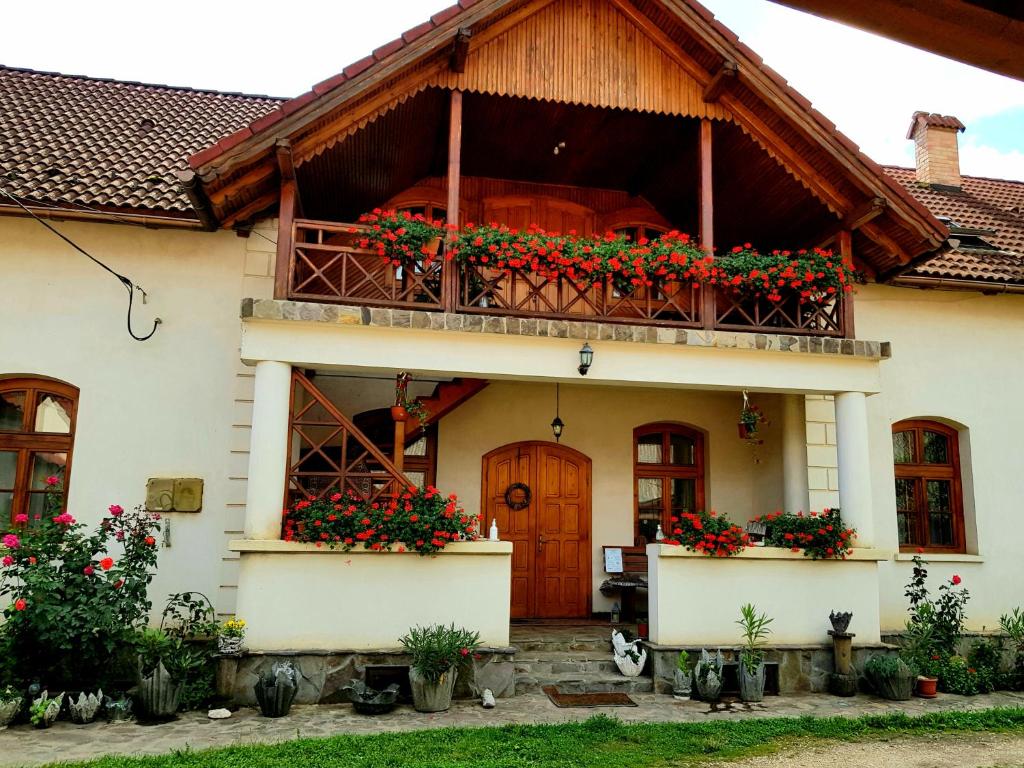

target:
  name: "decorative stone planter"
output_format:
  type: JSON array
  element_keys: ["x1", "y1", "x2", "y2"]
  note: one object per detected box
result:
[
  {"x1": 104, "y1": 694, "x2": 134, "y2": 722},
  {"x1": 68, "y1": 690, "x2": 103, "y2": 724},
  {"x1": 0, "y1": 698, "x2": 21, "y2": 730},
  {"x1": 342, "y1": 680, "x2": 400, "y2": 715},
  {"x1": 738, "y1": 663, "x2": 766, "y2": 702},
  {"x1": 694, "y1": 649, "x2": 724, "y2": 702},
  {"x1": 672, "y1": 667, "x2": 692, "y2": 699},
  {"x1": 254, "y1": 661, "x2": 299, "y2": 718},
  {"x1": 137, "y1": 662, "x2": 181, "y2": 720},
  {"x1": 217, "y1": 636, "x2": 245, "y2": 656},
  {"x1": 31, "y1": 693, "x2": 63, "y2": 729},
  {"x1": 409, "y1": 666, "x2": 458, "y2": 713},
  {"x1": 868, "y1": 667, "x2": 914, "y2": 701}
]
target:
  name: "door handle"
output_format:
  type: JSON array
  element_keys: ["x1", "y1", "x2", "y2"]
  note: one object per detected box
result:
[{"x1": 537, "y1": 534, "x2": 544, "y2": 553}]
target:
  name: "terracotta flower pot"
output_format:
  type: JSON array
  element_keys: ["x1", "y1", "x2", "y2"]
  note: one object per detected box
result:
[
  {"x1": 391, "y1": 405, "x2": 409, "y2": 423},
  {"x1": 424, "y1": 236, "x2": 442, "y2": 256},
  {"x1": 916, "y1": 675, "x2": 938, "y2": 698}
]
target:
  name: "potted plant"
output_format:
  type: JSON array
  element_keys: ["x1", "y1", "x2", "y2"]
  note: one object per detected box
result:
[
  {"x1": 611, "y1": 630, "x2": 647, "y2": 677},
  {"x1": 135, "y1": 628, "x2": 183, "y2": 719},
  {"x1": 68, "y1": 689, "x2": 103, "y2": 725},
  {"x1": 738, "y1": 402, "x2": 767, "y2": 441},
  {"x1": 103, "y1": 692, "x2": 133, "y2": 722},
  {"x1": 693, "y1": 649, "x2": 724, "y2": 701},
  {"x1": 29, "y1": 691, "x2": 63, "y2": 729},
  {"x1": 217, "y1": 618, "x2": 246, "y2": 656},
  {"x1": 399, "y1": 624, "x2": 480, "y2": 713},
  {"x1": 342, "y1": 680, "x2": 401, "y2": 715},
  {"x1": 737, "y1": 603, "x2": 773, "y2": 702},
  {"x1": 672, "y1": 650, "x2": 692, "y2": 699},
  {"x1": 0, "y1": 686, "x2": 21, "y2": 730},
  {"x1": 254, "y1": 661, "x2": 299, "y2": 718},
  {"x1": 900, "y1": 610, "x2": 939, "y2": 698},
  {"x1": 865, "y1": 655, "x2": 915, "y2": 701}
]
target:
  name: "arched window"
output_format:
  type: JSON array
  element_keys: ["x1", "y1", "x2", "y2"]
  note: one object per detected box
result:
[
  {"x1": 633, "y1": 423, "x2": 705, "y2": 545},
  {"x1": 892, "y1": 419, "x2": 964, "y2": 552},
  {"x1": 0, "y1": 378, "x2": 78, "y2": 525}
]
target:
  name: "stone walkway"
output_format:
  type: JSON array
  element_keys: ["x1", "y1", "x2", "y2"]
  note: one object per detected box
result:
[{"x1": 1, "y1": 691, "x2": 1023, "y2": 767}]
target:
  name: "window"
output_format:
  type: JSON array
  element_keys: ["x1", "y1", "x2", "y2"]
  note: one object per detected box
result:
[
  {"x1": 633, "y1": 423, "x2": 704, "y2": 545},
  {"x1": 0, "y1": 378, "x2": 78, "y2": 525},
  {"x1": 892, "y1": 420, "x2": 964, "y2": 552}
]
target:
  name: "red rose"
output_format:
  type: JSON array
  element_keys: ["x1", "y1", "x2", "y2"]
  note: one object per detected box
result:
[
  {"x1": 100, "y1": 557, "x2": 114, "y2": 571},
  {"x1": 144, "y1": 536, "x2": 156, "y2": 546},
  {"x1": 952, "y1": 574, "x2": 962, "y2": 585}
]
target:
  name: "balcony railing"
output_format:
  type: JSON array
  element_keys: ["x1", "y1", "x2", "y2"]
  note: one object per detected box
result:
[{"x1": 285, "y1": 219, "x2": 850, "y2": 337}]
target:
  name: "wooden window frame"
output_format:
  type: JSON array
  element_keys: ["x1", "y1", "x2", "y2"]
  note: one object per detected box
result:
[
  {"x1": 632, "y1": 422, "x2": 705, "y2": 545},
  {"x1": 892, "y1": 419, "x2": 965, "y2": 554},
  {"x1": 0, "y1": 377, "x2": 78, "y2": 525}
]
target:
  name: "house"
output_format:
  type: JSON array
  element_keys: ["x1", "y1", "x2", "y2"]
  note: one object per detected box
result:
[{"x1": 2, "y1": 0, "x2": 1022, "y2": 700}]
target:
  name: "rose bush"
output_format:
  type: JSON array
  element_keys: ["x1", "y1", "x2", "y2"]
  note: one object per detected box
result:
[
  {"x1": 283, "y1": 485, "x2": 479, "y2": 554},
  {"x1": 0, "y1": 482, "x2": 161, "y2": 688}
]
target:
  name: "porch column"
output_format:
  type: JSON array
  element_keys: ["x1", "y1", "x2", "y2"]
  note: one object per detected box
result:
[
  {"x1": 780, "y1": 394, "x2": 809, "y2": 513},
  {"x1": 834, "y1": 391, "x2": 874, "y2": 547},
  {"x1": 244, "y1": 360, "x2": 292, "y2": 540}
]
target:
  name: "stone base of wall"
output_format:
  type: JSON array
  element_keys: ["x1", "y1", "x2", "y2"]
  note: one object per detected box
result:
[
  {"x1": 231, "y1": 647, "x2": 516, "y2": 705},
  {"x1": 644, "y1": 642, "x2": 899, "y2": 694}
]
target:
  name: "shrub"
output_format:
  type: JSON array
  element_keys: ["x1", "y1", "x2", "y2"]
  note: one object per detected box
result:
[
  {"x1": 158, "y1": 592, "x2": 219, "y2": 711},
  {"x1": 999, "y1": 608, "x2": 1024, "y2": 690},
  {"x1": 754, "y1": 509, "x2": 855, "y2": 559},
  {"x1": 905, "y1": 555, "x2": 969, "y2": 658},
  {"x1": 663, "y1": 510, "x2": 750, "y2": 557},
  {"x1": 938, "y1": 655, "x2": 992, "y2": 696},
  {"x1": 0, "y1": 483, "x2": 160, "y2": 689},
  {"x1": 283, "y1": 485, "x2": 479, "y2": 554},
  {"x1": 399, "y1": 624, "x2": 480, "y2": 684},
  {"x1": 736, "y1": 604, "x2": 773, "y2": 675}
]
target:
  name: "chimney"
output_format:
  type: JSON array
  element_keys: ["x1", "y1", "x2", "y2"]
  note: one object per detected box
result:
[{"x1": 907, "y1": 112, "x2": 966, "y2": 189}]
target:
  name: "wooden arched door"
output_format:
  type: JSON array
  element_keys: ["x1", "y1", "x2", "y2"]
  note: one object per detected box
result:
[{"x1": 482, "y1": 441, "x2": 591, "y2": 619}]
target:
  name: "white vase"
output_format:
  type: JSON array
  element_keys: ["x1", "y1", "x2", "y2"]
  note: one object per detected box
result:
[
  {"x1": 0, "y1": 698, "x2": 20, "y2": 730},
  {"x1": 613, "y1": 650, "x2": 647, "y2": 677}
]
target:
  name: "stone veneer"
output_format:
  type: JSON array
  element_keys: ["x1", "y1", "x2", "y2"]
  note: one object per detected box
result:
[
  {"x1": 644, "y1": 642, "x2": 899, "y2": 695},
  {"x1": 231, "y1": 648, "x2": 516, "y2": 705},
  {"x1": 241, "y1": 299, "x2": 892, "y2": 359}
]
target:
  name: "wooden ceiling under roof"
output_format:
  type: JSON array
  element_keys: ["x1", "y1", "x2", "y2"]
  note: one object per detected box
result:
[{"x1": 190, "y1": 0, "x2": 949, "y2": 279}]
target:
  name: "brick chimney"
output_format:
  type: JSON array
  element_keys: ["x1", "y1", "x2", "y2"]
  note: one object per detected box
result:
[{"x1": 907, "y1": 112, "x2": 966, "y2": 188}]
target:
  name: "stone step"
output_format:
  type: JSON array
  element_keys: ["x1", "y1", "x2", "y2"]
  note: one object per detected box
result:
[
  {"x1": 514, "y1": 650, "x2": 620, "y2": 675},
  {"x1": 515, "y1": 672, "x2": 654, "y2": 695},
  {"x1": 511, "y1": 635, "x2": 615, "y2": 653}
]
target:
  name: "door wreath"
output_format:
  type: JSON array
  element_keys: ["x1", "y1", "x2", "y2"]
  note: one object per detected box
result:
[{"x1": 504, "y1": 482, "x2": 531, "y2": 511}]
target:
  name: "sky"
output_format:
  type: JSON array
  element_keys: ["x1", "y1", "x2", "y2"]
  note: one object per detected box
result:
[{"x1": 4, "y1": 0, "x2": 1024, "y2": 180}]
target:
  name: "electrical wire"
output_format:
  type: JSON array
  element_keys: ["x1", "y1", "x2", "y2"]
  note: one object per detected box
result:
[{"x1": 0, "y1": 185, "x2": 162, "y2": 341}]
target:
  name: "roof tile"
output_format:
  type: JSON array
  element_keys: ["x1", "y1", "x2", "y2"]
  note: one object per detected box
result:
[{"x1": 402, "y1": 21, "x2": 435, "y2": 43}]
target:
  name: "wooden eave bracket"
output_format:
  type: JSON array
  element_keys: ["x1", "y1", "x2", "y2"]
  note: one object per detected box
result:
[
  {"x1": 276, "y1": 140, "x2": 304, "y2": 219},
  {"x1": 702, "y1": 60, "x2": 738, "y2": 103},
  {"x1": 450, "y1": 27, "x2": 472, "y2": 73},
  {"x1": 814, "y1": 196, "x2": 887, "y2": 249}
]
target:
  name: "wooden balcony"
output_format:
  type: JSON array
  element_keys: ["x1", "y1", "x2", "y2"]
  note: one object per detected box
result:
[{"x1": 285, "y1": 218, "x2": 851, "y2": 337}]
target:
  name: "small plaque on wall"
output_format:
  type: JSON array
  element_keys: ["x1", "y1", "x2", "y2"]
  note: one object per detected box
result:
[
  {"x1": 604, "y1": 547, "x2": 623, "y2": 574},
  {"x1": 146, "y1": 478, "x2": 203, "y2": 513}
]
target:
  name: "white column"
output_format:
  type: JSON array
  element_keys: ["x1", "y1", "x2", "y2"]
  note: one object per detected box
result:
[
  {"x1": 834, "y1": 391, "x2": 874, "y2": 548},
  {"x1": 244, "y1": 360, "x2": 292, "y2": 539},
  {"x1": 781, "y1": 394, "x2": 810, "y2": 513}
]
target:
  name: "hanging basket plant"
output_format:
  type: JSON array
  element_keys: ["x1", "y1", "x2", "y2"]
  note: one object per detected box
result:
[{"x1": 738, "y1": 392, "x2": 768, "y2": 442}]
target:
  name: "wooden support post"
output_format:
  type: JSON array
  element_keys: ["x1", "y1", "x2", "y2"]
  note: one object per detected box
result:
[
  {"x1": 273, "y1": 177, "x2": 296, "y2": 300},
  {"x1": 443, "y1": 89, "x2": 463, "y2": 313},
  {"x1": 699, "y1": 119, "x2": 715, "y2": 329},
  {"x1": 838, "y1": 229, "x2": 856, "y2": 339},
  {"x1": 392, "y1": 417, "x2": 406, "y2": 474}
]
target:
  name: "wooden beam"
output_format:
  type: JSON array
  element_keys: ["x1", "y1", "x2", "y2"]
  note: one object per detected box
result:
[
  {"x1": 207, "y1": 163, "x2": 276, "y2": 206},
  {"x1": 443, "y1": 89, "x2": 463, "y2": 313},
  {"x1": 699, "y1": 118, "x2": 715, "y2": 330},
  {"x1": 276, "y1": 140, "x2": 304, "y2": 218},
  {"x1": 813, "y1": 196, "x2": 888, "y2": 249},
  {"x1": 703, "y1": 61, "x2": 738, "y2": 103},
  {"x1": 838, "y1": 229, "x2": 855, "y2": 338},
  {"x1": 273, "y1": 178, "x2": 297, "y2": 300},
  {"x1": 220, "y1": 190, "x2": 278, "y2": 229},
  {"x1": 862, "y1": 221, "x2": 912, "y2": 265},
  {"x1": 450, "y1": 27, "x2": 472, "y2": 73}
]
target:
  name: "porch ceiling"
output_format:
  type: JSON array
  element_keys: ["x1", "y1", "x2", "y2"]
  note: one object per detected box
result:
[{"x1": 297, "y1": 88, "x2": 838, "y2": 251}]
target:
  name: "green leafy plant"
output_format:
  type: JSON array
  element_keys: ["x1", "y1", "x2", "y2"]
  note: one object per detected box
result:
[
  {"x1": 0, "y1": 684, "x2": 19, "y2": 704},
  {"x1": 900, "y1": 609, "x2": 939, "y2": 678},
  {"x1": 663, "y1": 510, "x2": 751, "y2": 557},
  {"x1": 161, "y1": 592, "x2": 219, "y2": 640},
  {"x1": 283, "y1": 485, "x2": 479, "y2": 554},
  {"x1": 736, "y1": 604, "x2": 773, "y2": 675},
  {"x1": 754, "y1": 509, "x2": 856, "y2": 559},
  {"x1": 676, "y1": 650, "x2": 690, "y2": 672},
  {"x1": 905, "y1": 555, "x2": 969, "y2": 658},
  {"x1": 221, "y1": 618, "x2": 246, "y2": 640},
  {"x1": 938, "y1": 655, "x2": 993, "y2": 696},
  {"x1": 1000, "y1": 608, "x2": 1024, "y2": 690},
  {"x1": 158, "y1": 592, "x2": 219, "y2": 711},
  {"x1": 399, "y1": 624, "x2": 480, "y2": 684},
  {"x1": 0, "y1": 482, "x2": 161, "y2": 689}
]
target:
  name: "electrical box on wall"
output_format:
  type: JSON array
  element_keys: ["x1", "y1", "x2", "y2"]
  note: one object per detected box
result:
[{"x1": 146, "y1": 478, "x2": 203, "y2": 513}]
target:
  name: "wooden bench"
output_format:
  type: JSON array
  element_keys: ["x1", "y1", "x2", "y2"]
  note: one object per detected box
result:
[{"x1": 601, "y1": 546, "x2": 649, "y2": 622}]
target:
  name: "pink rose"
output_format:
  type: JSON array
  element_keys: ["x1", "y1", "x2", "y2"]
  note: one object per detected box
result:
[
  {"x1": 2, "y1": 556, "x2": 12, "y2": 567},
  {"x1": 2, "y1": 534, "x2": 20, "y2": 549},
  {"x1": 45, "y1": 476, "x2": 59, "y2": 486},
  {"x1": 14, "y1": 514, "x2": 28, "y2": 524},
  {"x1": 108, "y1": 504, "x2": 124, "y2": 517},
  {"x1": 83, "y1": 565, "x2": 95, "y2": 576}
]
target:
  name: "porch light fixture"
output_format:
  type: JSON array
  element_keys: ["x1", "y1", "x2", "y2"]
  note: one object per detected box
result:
[
  {"x1": 551, "y1": 383, "x2": 564, "y2": 442},
  {"x1": 578, "y1": 343, "x2": 594, "y2": 376}
]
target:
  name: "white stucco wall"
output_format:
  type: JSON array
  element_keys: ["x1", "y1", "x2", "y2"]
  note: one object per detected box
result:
[
  {"x1": 855, "y1": 283, "x2": 1024, "y2": 633},
  {"x1": 0, "y1": 215, "x2": 271, "y2": 617}
]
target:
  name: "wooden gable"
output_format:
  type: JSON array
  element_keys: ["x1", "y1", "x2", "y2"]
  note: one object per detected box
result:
[{"x1": 429, "y1": 0, "x2": 730, "y2": 119}]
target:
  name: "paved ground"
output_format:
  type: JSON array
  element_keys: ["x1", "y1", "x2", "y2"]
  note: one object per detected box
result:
[
  {"x1": 732, "y1": 732, "x2": 1024, "y2": 768},
  {"x1": 1, "y1": 690, "x2": 1022, "y2": 767}
]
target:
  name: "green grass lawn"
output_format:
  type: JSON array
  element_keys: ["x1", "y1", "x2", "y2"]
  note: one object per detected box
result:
[{"x1": 50, "y1": 707, "x2": 1024, "y2": 768}]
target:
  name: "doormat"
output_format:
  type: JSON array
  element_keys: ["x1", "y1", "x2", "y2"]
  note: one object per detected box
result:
[{"x1": 542, "y1": 685, "x2": 637, "y2": 708}]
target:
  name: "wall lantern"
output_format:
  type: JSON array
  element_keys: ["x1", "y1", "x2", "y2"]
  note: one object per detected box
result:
[
  {"x1": 578, "y1": 343, "x2": 594, "y2": 376},
  {"x1": 551, "y1": 383, "x2": 564, "y2": 442}
]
